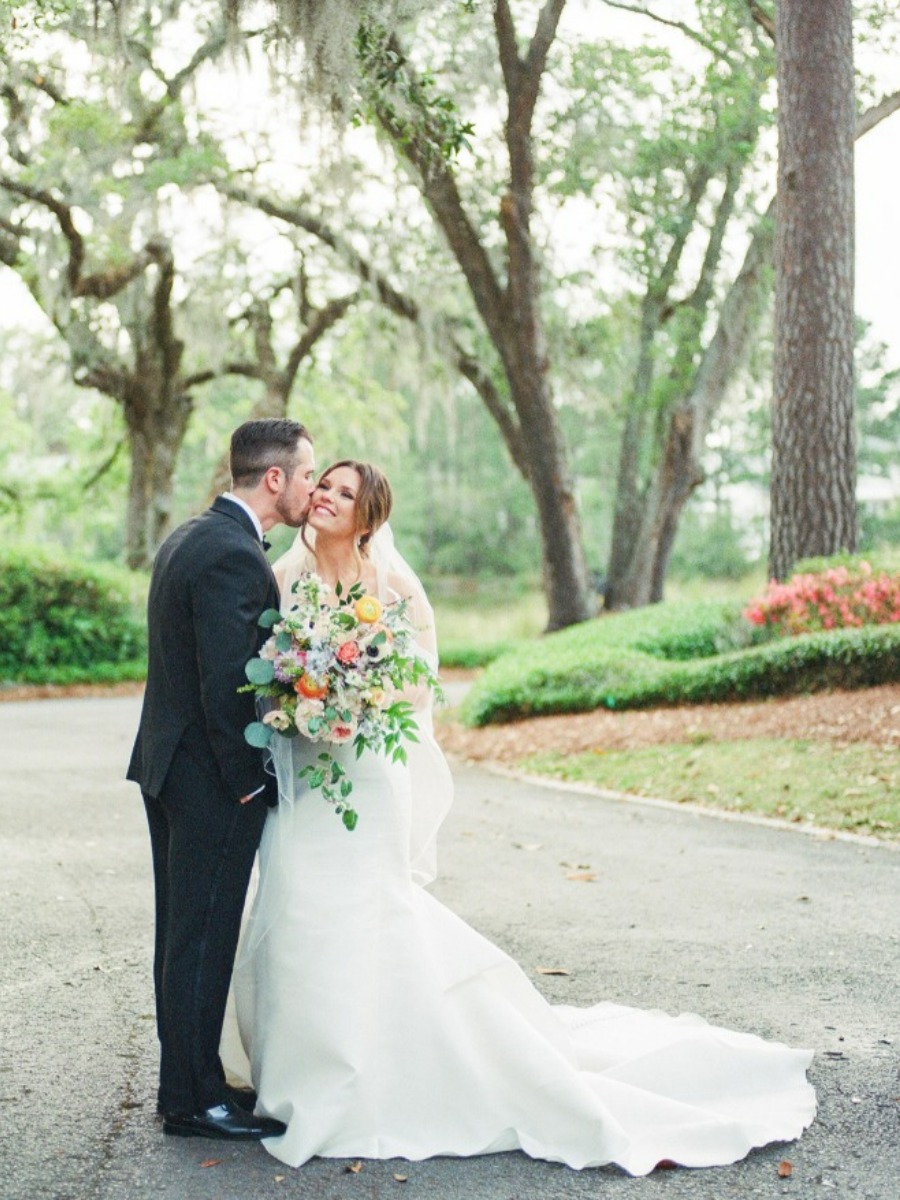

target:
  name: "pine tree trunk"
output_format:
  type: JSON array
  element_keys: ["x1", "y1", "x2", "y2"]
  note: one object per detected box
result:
[{"x1": 770, "y1": 0, "x2": 857, "y2": 580}]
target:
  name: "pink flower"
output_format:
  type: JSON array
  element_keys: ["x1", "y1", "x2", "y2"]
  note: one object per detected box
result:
[
  {"x1": 743, "y1": 563, "x2": 900, "y2": 638},
  {"x1": 336, "y1": 640, "x2": 361, "y2": 665}
]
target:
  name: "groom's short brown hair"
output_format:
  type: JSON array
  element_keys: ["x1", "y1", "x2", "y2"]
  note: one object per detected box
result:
[{"x1": 230, "y1": 418, "x2": 312, "y2": 488}]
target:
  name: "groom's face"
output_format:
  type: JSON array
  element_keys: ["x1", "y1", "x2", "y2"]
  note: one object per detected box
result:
[{"x1": 275, "y1": 437, "x2": 316, "y2": 527}]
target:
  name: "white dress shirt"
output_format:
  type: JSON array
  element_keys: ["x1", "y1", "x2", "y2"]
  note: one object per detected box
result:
[{"x1": 221, "y1": 491, "x2": 264, "y2": 542}]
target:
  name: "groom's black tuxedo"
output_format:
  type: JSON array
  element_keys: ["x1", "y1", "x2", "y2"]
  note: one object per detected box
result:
[
  {"x1": 128, "y1": 495, "x2": 279, "y2": 804},
  {"x1": 127, "y1": 496, "x2": 280, "y2": 1115}
]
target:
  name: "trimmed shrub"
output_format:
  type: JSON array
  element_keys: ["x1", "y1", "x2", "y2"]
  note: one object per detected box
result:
[
  {"x1": 461, "y1": 598, "x2": 900, "y2": 727},
  {"x1": 438, "y1": 643, "x2": 513, "y2": 670},
  {"x1": 0, "y1": 547, "x2": 146, "y2": 681}
]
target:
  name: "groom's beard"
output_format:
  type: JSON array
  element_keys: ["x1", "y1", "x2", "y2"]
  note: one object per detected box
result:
[{"x1": 274, "y1": 492, "x2": 311, "y2": 528}]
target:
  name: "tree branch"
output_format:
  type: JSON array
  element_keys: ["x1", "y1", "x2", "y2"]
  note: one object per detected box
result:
[
  {"x1": 147, "y1": 241, "x2": 183, "y2": 382},
  {"x1": 131, "y1": 27, "x2": 234, "y2": 143},
  {"x1": 493, "y1": 0, "x2": 520, "y2": 100},
  {"x1": 80, "y1": 238, "x2": 172, "y2": 300},
  {"x1": 523, "y1": 0, "x2": 567, "y2": 113},
  {"x1": 369, "y1": 35, "x2": 509, "y2": 335},
  {"x1": 282, "y1": 291, "x2": 358, "y2": 391},
  {"x1": 600, "y1": 1, "x2": 732, "y2": 63},
  {"x1": 0, "y1": 214, "x2": 21, "y2": 266},
  {"x1": 223, "y1": 183, "x2": 421, "y2": 322},
  {"x1": 183, "y1": 363, "x2": 267, "y2": 389},
  {"x1": 80, "y1": 436, "x2": 126, "y2": 492},
  {"x1": 857, "y1": 88, "x2": 900, "y2": 137},
  {"x1": 221, "y1": 182, "x2": 527, "y2": 472},
  {"x1": 0, "y1": 173, "x2": 176, "y2": 302},
  {"x1": 74, "y1": 361, "x2": 136, "y2": 402},
  {"x1": 652, "y1": 161, "x2": 714, "y2": 311},
  {"x1": 0, "y1": 174, "x2": 86, "y2": 290},
  {"x1": 746, "y1": 1, "x2": 775, "y2": 43},
  {"x1": 685, "y1": 79, "x2": 900, "y2": 441},
  {"x1": 495, "y1": 0, "x2": 565, "y2": 314},
  {"x1": 684, "y1": 163, "x2": 742, "y2": 316}
]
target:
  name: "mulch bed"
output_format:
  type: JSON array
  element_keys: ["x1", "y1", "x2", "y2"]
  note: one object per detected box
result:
[{"x1": 435, "y1": 682, "x2": 900, "y2": 763}]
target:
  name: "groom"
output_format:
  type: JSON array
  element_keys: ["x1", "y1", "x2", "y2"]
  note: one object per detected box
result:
[{"x1": 127, "y1": 418, "x2": 316, "y2": 1139}]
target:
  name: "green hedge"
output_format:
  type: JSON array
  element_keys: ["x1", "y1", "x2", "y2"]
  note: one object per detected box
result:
[
  {"x1": 0, "y1": 547, "x2": 146, "y2": 682},
  {"x1": 460, "y1": 600, "x2": 900, "y2": 726}
]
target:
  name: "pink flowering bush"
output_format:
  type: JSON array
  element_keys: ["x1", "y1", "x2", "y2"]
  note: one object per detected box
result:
[{"x1": 744, "y1": 561, "x2": 900, "y2": 637}]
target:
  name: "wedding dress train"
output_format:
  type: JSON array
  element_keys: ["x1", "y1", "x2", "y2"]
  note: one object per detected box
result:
[{"x1": 224, "y1": 735, "x2": 815, "y2": 1174}]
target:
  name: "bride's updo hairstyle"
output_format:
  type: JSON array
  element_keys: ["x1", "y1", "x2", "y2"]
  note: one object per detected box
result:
[{"x1": 305, "y1": 460, "x2": 393, "y2": 556}]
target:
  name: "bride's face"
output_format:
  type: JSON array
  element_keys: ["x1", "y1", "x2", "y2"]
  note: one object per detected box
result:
[{"x1": 307, "y1": 466, "x2": 364, "y2": 543}]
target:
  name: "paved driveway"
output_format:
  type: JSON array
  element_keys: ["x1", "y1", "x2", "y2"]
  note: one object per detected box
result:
[{"x1": 0, "y1": 696, "x2": 896, "y2": 1199}]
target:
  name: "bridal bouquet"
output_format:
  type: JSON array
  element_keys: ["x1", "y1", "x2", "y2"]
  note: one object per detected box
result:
[{"x1": 241, "y1": 573, "x2": 439, "y2": 830}]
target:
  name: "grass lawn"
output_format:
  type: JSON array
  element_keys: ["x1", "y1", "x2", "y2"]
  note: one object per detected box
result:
[
  {"x1": 430, "y1": 572, "x2": 770, "y2": 668},
  {"x1": 430, "y1": 580, "x2": 547, "y2": 666},
  {"x1": 520, "y1": 738, "x2": 900, "y2": 842}
]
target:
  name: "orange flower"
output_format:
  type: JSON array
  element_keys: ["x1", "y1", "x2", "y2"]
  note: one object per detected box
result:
[
  {"x1": 295, "y1": 673, "x2": 328, "y2": 700},
  {"x1": 354, "y1": 594, "x2": 383, "y2": 624}
]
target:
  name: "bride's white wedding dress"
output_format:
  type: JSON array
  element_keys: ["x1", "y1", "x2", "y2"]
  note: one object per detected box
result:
[{"x1": 223, "y1": 544, "x2": 815, "y2": 1174}]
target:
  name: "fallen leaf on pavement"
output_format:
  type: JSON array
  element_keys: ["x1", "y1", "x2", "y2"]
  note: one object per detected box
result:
[
  {"x1": 393, "y1": 1173, "x2": 409, "y2": 1182},
  {"x1": 199, "y1": 1158, "x2": 222, "y2": 1168},
  {"x1": 537, "y1": 967, "x2": 570, "y2": 976},
  {"x1": 778, "y1": 1160, "x2": 793, "y2": 1177},
  {"x1": 566, "y1": 872, "x2": 596, "y2": 882},
  {"x1": 346, "y1": 1161, "x2": 363, "y2": 1174}
]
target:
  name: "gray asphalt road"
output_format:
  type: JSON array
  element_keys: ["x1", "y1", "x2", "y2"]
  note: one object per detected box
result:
[{"x1": 0, "y1": 696, "x2": 897, "y2": 1200}]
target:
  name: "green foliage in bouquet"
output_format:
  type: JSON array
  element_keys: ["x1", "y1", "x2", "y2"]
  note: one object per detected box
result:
[
  {"x1": 0, "y1": 546, "x2": 146, "y2": 683},
  {"x1": 241, "y1": 575, "x2": 439, "y2": 830}
]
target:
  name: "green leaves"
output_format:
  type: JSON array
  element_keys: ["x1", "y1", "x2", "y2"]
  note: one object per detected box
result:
[
  {"x1": 258, "y1": 608, "x2": 282, "y2": 628},
  {"x1": 245, "y1": 657, "x2": 276, "y2": 685},
  {"x1": 244, "y1": 721, "x2": 273, "y2": 748},
  {"x1": 299, "y1": 751, "x2": 359, "y2": 830}
]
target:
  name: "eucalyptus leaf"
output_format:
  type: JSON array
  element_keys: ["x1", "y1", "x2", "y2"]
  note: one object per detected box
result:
[
  {"x1": 245, "y1": 657, "x2": 276, "y2": 685},
  {"x1": 244, "y1": 721, "x2": 273, "y2": 749}
]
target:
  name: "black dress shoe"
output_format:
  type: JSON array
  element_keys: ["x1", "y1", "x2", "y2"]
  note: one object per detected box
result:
[{"x1": 162, "y1": 1098, "x2": 286, "y2": 1140}]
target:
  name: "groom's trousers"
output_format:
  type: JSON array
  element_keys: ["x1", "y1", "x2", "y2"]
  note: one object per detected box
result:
[{"x1": 142, "y1": 732, "x2": 267, "y2": 1115}]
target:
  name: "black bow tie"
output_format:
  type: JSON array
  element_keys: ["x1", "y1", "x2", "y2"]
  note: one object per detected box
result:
[{"x1": 261, "y1": 537, "x2": 271, "y2": 552}]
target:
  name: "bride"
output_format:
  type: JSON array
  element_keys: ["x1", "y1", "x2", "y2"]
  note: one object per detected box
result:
[{"x1": 224, "y1": 459, "x2": 816, "y2": 1175}]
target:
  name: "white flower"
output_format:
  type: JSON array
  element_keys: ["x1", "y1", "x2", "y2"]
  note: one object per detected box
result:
[
  {"x1": 329, "y1": 715, "x2": 358, "y2": 743},
  {"x1": 262, "y1": 708, "x2": 291, "y2": 731},
  {"x1": 360, "y1": 628, "x2": 393, "y2": 663},
  {"x1": 293, "y1": 696, "x2": 325, "y2": 725}
]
